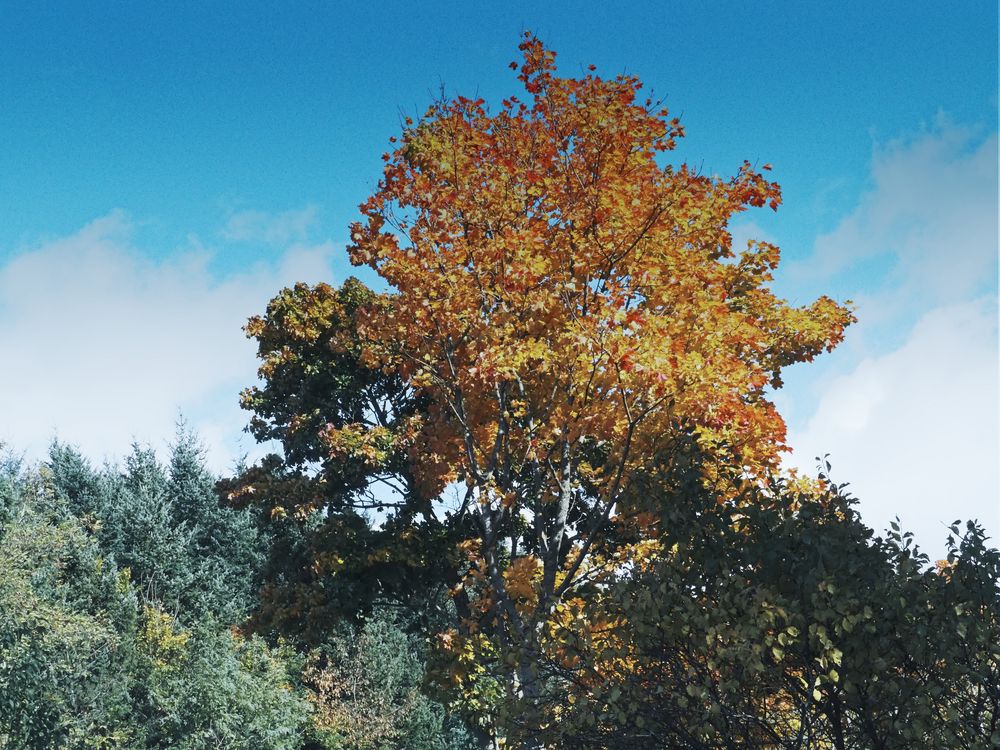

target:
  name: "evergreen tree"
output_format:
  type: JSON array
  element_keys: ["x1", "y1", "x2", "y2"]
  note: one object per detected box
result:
[
  {"x1": 46, "y1": 431, "x2": 262, "y2": 623},
  {"x1": 165, "y1": 425, "x2": 262, "y2": 622},
  {"x1": 0, "y1": 447, "x2": 310, "y2": 750}
]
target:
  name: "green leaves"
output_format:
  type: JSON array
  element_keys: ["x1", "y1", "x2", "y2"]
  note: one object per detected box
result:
[
  {"x1": 551, "y1": 474, "x2": 1000, "y2": 748},
  {"x1": 0, "y1": 440, "x2": 313, "y2": 750}
]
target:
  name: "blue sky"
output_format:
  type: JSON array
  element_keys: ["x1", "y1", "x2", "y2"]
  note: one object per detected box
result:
[{"x1": 1, "y1": 2, "x2": 996, "y2": 553}]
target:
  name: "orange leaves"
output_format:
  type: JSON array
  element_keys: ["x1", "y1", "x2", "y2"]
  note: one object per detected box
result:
[
  {"x1": 323, "y1": 423, "x2": 396, "y2": 469},
  {"x1": 227, "y1": 35, "x2": 871, "y2": 744},
  {"x1": 504, "y1": 555, "x2": 543, "y2": 616},
  {"x1": 356, "y1": 36, "x2": 843, "y2": 491},
  {"x1": 328, "y1": 35, "x2": 855, "y2": 712}
]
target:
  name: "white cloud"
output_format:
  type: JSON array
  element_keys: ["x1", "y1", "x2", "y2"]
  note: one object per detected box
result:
[
  {"x1": 0, "y1": 211, "x2": 342, "y2": 473},
  {"x1": 786, "y1": 299, "x2": 998, "y2": 554},
  {"x1": 787, "y1": 120, "x2": 997, "y2": 319},
  {"x1": 221, "y1": 205, "x2": 320, "y2": 245},
  {"x1": 781, "y1": 119, "x2": 999, "y2": 554}
]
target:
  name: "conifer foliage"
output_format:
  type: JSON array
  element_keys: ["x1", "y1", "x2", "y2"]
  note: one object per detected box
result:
[{"x1": 0, "y1": 436, "x2": 472, "y2": 749}]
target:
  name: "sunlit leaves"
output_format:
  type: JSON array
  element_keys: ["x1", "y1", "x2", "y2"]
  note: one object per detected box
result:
[{"x1": 236, "y1": 33, "x2": 856, "y2": 745}]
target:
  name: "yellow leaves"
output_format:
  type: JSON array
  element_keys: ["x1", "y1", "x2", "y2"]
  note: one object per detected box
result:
[
  {"x1": 456, "y1": 537, "x2": 481, "y2": 558},
  {"x1": 436, "y1": 628, "x2": 498, "y2": 694},
  {"x1": 138, "y1": 605, "x2": 190, "y2": 670},
  {"x1": 241, "y1": 36, "x2": 853, "y2": 724},
  {"x1": 782, "y1": 469, "x2": 826, "y2": 500},
  {"x1": 115, "y1": 567, "x2": 132, "y2": 595},
  {"x1": 504, "y1": 555, "x2": 543, "y2": 616},
  {"x1": 313, "y1": 551, "x2": 347, "y2": 575},
  {"x1": 323, "y1": 423, "x2": 395, "y2": 468}
]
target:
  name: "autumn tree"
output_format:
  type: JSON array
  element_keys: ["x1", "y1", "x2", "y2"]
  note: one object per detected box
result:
[{"x1": 229, "y1": 34, "x2": 853, "y2": 743}]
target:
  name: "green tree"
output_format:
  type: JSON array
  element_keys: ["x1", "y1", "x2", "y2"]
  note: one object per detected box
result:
[
  {"x1": 137, "y1": 623, "x2": 309, "y2": 750},
  {"x1": 0, "y1": 470, "x2": 140, "y2": 748},
  {"x1": 165, "y1": 427, "x2": 263, "y2": 621},
  {"x1": 1, "y1": 440, "x2": 310, "y2": 750},
  {"x1": 0, "y1": 445, "x2": 23, "y2": 527},
  {"x1": 303, "y1": 611, "x2": 475, "y2": 750},
  {"x1": 49, "y1": 430, "x2": 261, "y2": 623},
  {"x1": 548, "y1": 458, "x2": 1000, "y2": 749}
]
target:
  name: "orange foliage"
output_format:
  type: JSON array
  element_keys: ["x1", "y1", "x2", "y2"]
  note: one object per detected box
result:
[
  {"x1": 241, "y1": 33, "x2": 854, "y2": 734},
  {"x1": 348, "y1": 31, "x2": 852, "y2": 627}
]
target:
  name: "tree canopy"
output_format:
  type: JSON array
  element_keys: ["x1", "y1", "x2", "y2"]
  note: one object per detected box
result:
[
  {"x1": 1, "y1": 438, "x2": 474, "y2": 749},
  {"x1": 227, "y1": 33, "x2": 863, "y2": 742}
]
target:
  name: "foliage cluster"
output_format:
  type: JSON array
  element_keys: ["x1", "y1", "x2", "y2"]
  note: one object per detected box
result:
[
  {"x1": 223, "y1": 35, "x2": 997, "y2": 749},
  {"x1": 545, "y1": 463, "x2": 1000, "y2": 748},
  {"x1": 0, "y1": 436, "x2": 473, "y2": 750}
]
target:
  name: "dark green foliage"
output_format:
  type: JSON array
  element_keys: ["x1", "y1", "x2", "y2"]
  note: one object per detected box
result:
[
  {"x1": 48, "y1": 429, "x2": 262, "y2": 623},
  {"x1": 97, "y1": 445, "x2": 201, "y2": 613},
  {"x1": 1, "y1": 431, "x2": 471, "y2": 750},
  {"x1": 0, "y1": 444, "x2": 312, "y2": 750},
  {"x1": 138, "y1": 627, "x2": 309, "y2": 750},
  {"x1": 3, "y1": 392, "x2": 996, "y2": 749},
  {"x1": 219, "y1": 281, "x2": 465, "y2": 642},
  {"x1": 551, "y1": 465, "x2": 1000, "y2": 749},
  {"x1": 164, "y1": 429, "x2": 263, "y2": 621},
  {"x1": 47, "y1": 441, "x2": 107, "y2": 518},
  {"x1": 239, "y1": 279, "x2": 401, "y2": 470},
  {"x1": 303, "y1": 611, "x2": 475, "y2": 750}
]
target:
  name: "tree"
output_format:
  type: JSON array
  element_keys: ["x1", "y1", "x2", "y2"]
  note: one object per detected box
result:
[
  {"x1": 0, "y1": 495, "x2": 136, "y2": 749},
  {"x1": 137, "y1": 624, "x2": 309, "y2": 750},
  {"x1": 0, "y1": 443, "x2": 311, "y2": 750},
  {"x1": 302, "y1": 611, "x2": 475, "y2": 750},
  {"x1": 50, "y1": 431, "x2": 262, "y2": 624},
  {"x1": 229, "y1": 34, "x2": 853, "y2": 743},
  {"x1": 547, "y1": 463, "x2": 1000, "y2": 749}
]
